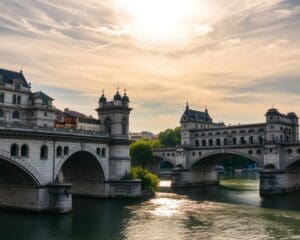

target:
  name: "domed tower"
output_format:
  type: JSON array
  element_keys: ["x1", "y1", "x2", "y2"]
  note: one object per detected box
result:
[
  {"x1": 96, "y1": 88, "x2": 132, "y2": 137},
  {"x1": 287, "y1": 112, "x2": 299, "y2": 141},
  {"x1": 265, "y1": 108, "x2": 281, "y2": 142}
]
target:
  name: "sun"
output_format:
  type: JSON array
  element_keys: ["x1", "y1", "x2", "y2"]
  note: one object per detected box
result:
[{"x1": 117, "y1": 0, "x2": 199, "y2": 43}]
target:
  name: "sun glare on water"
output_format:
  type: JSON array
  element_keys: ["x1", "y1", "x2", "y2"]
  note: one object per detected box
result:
[{"x1": 117, "y1": 0, "x2": 203, "y2": 43}]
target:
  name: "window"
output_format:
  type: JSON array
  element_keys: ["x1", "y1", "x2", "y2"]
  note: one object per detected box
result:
[
  {"x1": 42, "y1": 99, "x2": 48, "y2": 106},
  {"x1": 17, "y1": 95, "x2": 21, "y2": 104},
  {"x1": 56, "y1": 146, "x2": 62, "y2": 157},
  {"x1": 223, "y1": 138, "x2": 228, "y2": 145},
  {"x1": 10, "y1": 144, "x2": 19, "y2": 157},
  {"x1": 257, "y1": 149, "x2": 262, "y2": 155},
  {"x1": 44, "y1": 112, "x2": 48, "y2": 117},
  {"x1": 96, "y1": 148, "x2": 101, "y2": 156},
  {"x1": 104, "y1": 117, "x2": 112, "y2": 135},
  {"x1": 209, "y1": 139, "x2": 213, "y2": 146},
  {"x1": 216, "y1": 139, "x2": 221, "y2": 146},
  {"x1": 0, "y1": 92, "x2": 4, "y2": 103},
  {"x1": 202, "y1": 139, "x2": 206, "y2": 146},
  {"x1": 195, "y1": 140, "x2": 199, "y2": 147},
  {"x1": 40, "y1": 145, "x2": 48, "y2": 160},
  {"x1": 64, "y1": 146, "x2": 69, "y2": 156},
  {"x1": 0, "y1": 108, "x2": 3, "y2": 118},
  {"x1": 122, "y1": 117, "x2": 127, "y2": 135},
  {"x1": 12, "y1": 111, "x2": 20, "y2": 119},
  {"x1": 232, "y1": 137, "x2": 237, "y2": 145},
  {"x1": 13, "y1": 95, "x2": 17, "y2": 104},
  {"x1": 102, "y1": 148, "x2": 106, "y2": 157},
  {"x1": 287, "y1": 149, "x2": 293, "y2": 155},
  {"x1": 21, "y1": 144, "x2": 29, "y2": 157},
  {"x1": 15, "y1": 84, "x2": 21, "y2": 90},
  {"x1": 249, "y1": 136, "x2": 254, "y2": 144}
]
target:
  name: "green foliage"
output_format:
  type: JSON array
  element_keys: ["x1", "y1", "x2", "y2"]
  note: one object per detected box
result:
[
  {"x1": 158, "y1": 127, "x2": 181, "y2": 147},
  {"x1": 128, "y1": 167, "x2": 159, "y2": 193},
  {"x1": 130, "y1": 140, "x2": 154, "y2": 167}
]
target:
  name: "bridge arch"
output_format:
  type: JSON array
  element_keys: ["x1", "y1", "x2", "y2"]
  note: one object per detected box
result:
[
  {"x1": 55, "y1": 147, "x2": 108, "y2": 196},
  {"x1": 283, "y1": 156, "x2": 300, "y2": 171},
  {"x1": 55, "y1": 146, "x2": 109, "y2": 181},
  {"x1": 190, "y1": 149, "x2": 262, "y2": 169},
  {"x1": 0, "y1": 148, "x2": 45, "y2": 186}
]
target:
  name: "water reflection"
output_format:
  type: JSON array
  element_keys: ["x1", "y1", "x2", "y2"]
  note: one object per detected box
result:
[{"x1": 0, "y1": 174, "x2": 299, "y2": 240}]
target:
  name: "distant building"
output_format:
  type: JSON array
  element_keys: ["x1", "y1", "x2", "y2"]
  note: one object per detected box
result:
[
  {"x1": 129, "y1": 131, "x2": 155, "y2": 141},
  {"x1": 0, "y1": 68, "x2": 55, "y2": 127},
  {"x1": 54, "y1": 108, "x2": 100, "y2": 131}
]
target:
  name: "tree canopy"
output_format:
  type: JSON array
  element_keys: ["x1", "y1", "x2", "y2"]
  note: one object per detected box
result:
[
  {"x1": 130, "y1": 140, "x2": 154, "y2": 168},
  {"x1": 158, "y1": 127, "x2": 181, "y2": 147}
]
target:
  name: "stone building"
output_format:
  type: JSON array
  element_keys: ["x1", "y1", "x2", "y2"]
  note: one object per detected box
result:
[{"x1": 0, "y1": 69, "x2": 55, "y2": 127}]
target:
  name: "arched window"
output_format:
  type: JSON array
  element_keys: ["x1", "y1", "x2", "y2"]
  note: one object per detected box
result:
[
  {"x1": 249, "y1": 136, "x2": 254, "y2": 144},
  {"x1": 0, "y1": 108, "x2": 3, "y2": 118},
  {"x1": 0, "y1": 92, "x2": 4, "y2": 103},
  {"x1": 195, "y1": 140, "x2": 199, "y2": 147},
  {"x1": 122, "y1": 117, "x2": 127, "y2": 135},
  {"x1": 258, "y1": 136, "x2": 263, "y2": 144},
  {"x1": 202, "y1": 139, "x2": 206, "y2": 146},
  {"x1": 10, "y1": 144, "x2": 19, "y2": 157},
  {"x1": 40, "y1": 145, "x2": 48, "y2": 160},
  {"x1": 12, "y1": 111, "x2": 20, "y2": 119},
  {"x1": 96, "y1": 147, "x2": 101, "y2": 156},
  {"x1": 102, "y1": 148, "x2": 106, "y2": 157},
  {"x1": 280, "y1": 135, "x2": 284, "y2": 142},
  {"x1": 240, "y1": 137, "x2": 245, "y2": 144},
  {"x1": 21, "y1": 144, "x2": 29, "y2": 157},
  {"x1": 232, "y1": 137, "x2": 237, "y2": 145},
  {"x1": 216, "y1": 139, "x2": 221, "y2": 146},
  {"x1": 209, "y1": 139, "x2": 213, "y2": 146},
  {"x1": 104, "y1": 117, "x2": 112, "y2": 135},
  {"x1": 223, "y1": 138, "x2": 227, "y2": 145},
  {"x1": 231, "y1": 130, "x2": 237, "y2": 135},
  {"x1": 56, "y1": 146, "x2": 62, "y2": 157},
  {"x1": 63, "y1": 146, "x2": 69, "y2": 156}
]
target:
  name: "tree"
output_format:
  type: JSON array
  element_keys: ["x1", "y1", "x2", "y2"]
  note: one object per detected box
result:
[
  {"x1": 130, "y1": 140, "x2": 154, "y2": 168},
  {"x1": 158, "y1": 127, "x2": 181, "y2": 147}
]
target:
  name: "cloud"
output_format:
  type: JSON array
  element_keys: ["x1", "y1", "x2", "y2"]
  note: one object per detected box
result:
[
  {"x1": 193, "y1": 24, "x2": 214, "y2": 36},
  {"x1": 0, "y1": 0, "x2": 299, "y2": 132}
]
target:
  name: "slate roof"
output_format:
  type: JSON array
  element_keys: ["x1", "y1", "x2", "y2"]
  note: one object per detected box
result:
[
  {"x1": 0, "y1": 68, "x2": 30, "y2": 88},
  {"x1": 183, "y1": 108, "x2": 212, "y2": 122},
  {"x1": 32, "y1": 91, "x2": 53, "y2": 100}
]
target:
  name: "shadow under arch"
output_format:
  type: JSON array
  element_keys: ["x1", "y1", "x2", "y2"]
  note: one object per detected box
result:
[
  {"x1": 190, "y1": 150, "x2": 262, "y2": 169},
  {"x1": 56, "y1": 151, "x2": 107, "y2": 197},
  {"x1": 0, "y1": 149, "x2": 44, "y2": 186},
  {"x1": 285, "y1": 158, "x2": 300, "y2": 172}
]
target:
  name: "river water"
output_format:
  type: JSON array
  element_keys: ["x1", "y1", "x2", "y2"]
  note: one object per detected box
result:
[{"x1": 0, "y1": 173, "x2": 300, "y2": 240}]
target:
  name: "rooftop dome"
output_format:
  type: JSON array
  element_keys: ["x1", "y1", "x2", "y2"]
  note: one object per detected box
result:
[
  {"x1": 287, "y1": 112, "x2": 298, "y2": 119},
  {"x1": 266, "y1": 108, "x2": 279, "y2": 115},
  {"x1": 99, "y1": 93, "x2": 107, "y2": 104},
  {"x1": 114, "y1": 91, "x2": 122, "y2": 101},
  {"x1": 122, "y1": 93, "x2": 129, "y2": 102}
]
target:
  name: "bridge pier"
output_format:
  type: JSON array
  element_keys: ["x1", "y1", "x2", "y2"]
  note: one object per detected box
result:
[
  {"x1": 171, "y1": 168, "x2": 219, "y2": 187},
  {"x1": 0, "y1": 183, "x2": 72, "y2": 213},
  {"x1": 260, "y1": 171, "x2": 300, "y2": 195}
]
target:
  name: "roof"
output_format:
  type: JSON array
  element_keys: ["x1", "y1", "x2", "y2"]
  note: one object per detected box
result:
[
  {"x1": 182, "y1": 108, "x2": 212, "y2": 122},
  {"x1": 64, "y1": 109, "x2": 97, "y2": 120},
  {"x1": 0, "y1": 68, "x2": 30, "y2": 88},
  {"x1": 32, "y1": 91, "x2": 53, "y2": 100}
]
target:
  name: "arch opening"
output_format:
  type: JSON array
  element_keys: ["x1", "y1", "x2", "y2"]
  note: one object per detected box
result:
[
  {"x1": 57, "y1": 151, "x2": 106, "y2": 196},
  {"x1": 190, "y1": 153, "x2": 260, "y2": 188}
]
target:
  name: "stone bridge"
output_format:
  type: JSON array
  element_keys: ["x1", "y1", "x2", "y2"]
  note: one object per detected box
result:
[
  {"x1": 154, "y1": 107, "x2": 300, "y2": 195},
  {"x1": 0, "y1": 124, "x2": 141, "y2": 213}
]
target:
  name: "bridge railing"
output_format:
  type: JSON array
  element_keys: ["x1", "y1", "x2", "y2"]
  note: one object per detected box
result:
[{"x1": 0, "y1": 121, "x2": 109, "y2": 137}]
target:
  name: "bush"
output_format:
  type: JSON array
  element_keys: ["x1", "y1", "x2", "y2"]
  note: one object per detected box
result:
[
  {"x1": 130, "y1": 140, "x2": 154, "y2": 167},
  {"x1": 127, "y1": 167, "x2": 159, "y2": 193}
]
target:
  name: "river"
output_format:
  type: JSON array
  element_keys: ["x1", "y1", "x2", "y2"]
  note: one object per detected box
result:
[{"x1": 0, "y1": 173, "x2": 299, "y2": 240}]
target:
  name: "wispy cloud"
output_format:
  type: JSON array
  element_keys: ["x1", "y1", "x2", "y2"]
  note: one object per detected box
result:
[{"x1": 0, "y1": 0, "x2": 299, "y2": 132}]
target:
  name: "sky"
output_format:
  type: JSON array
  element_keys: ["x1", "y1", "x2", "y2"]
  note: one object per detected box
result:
[{"x1": 0, "y1": 0, "x2": 299, "y2": 133}]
